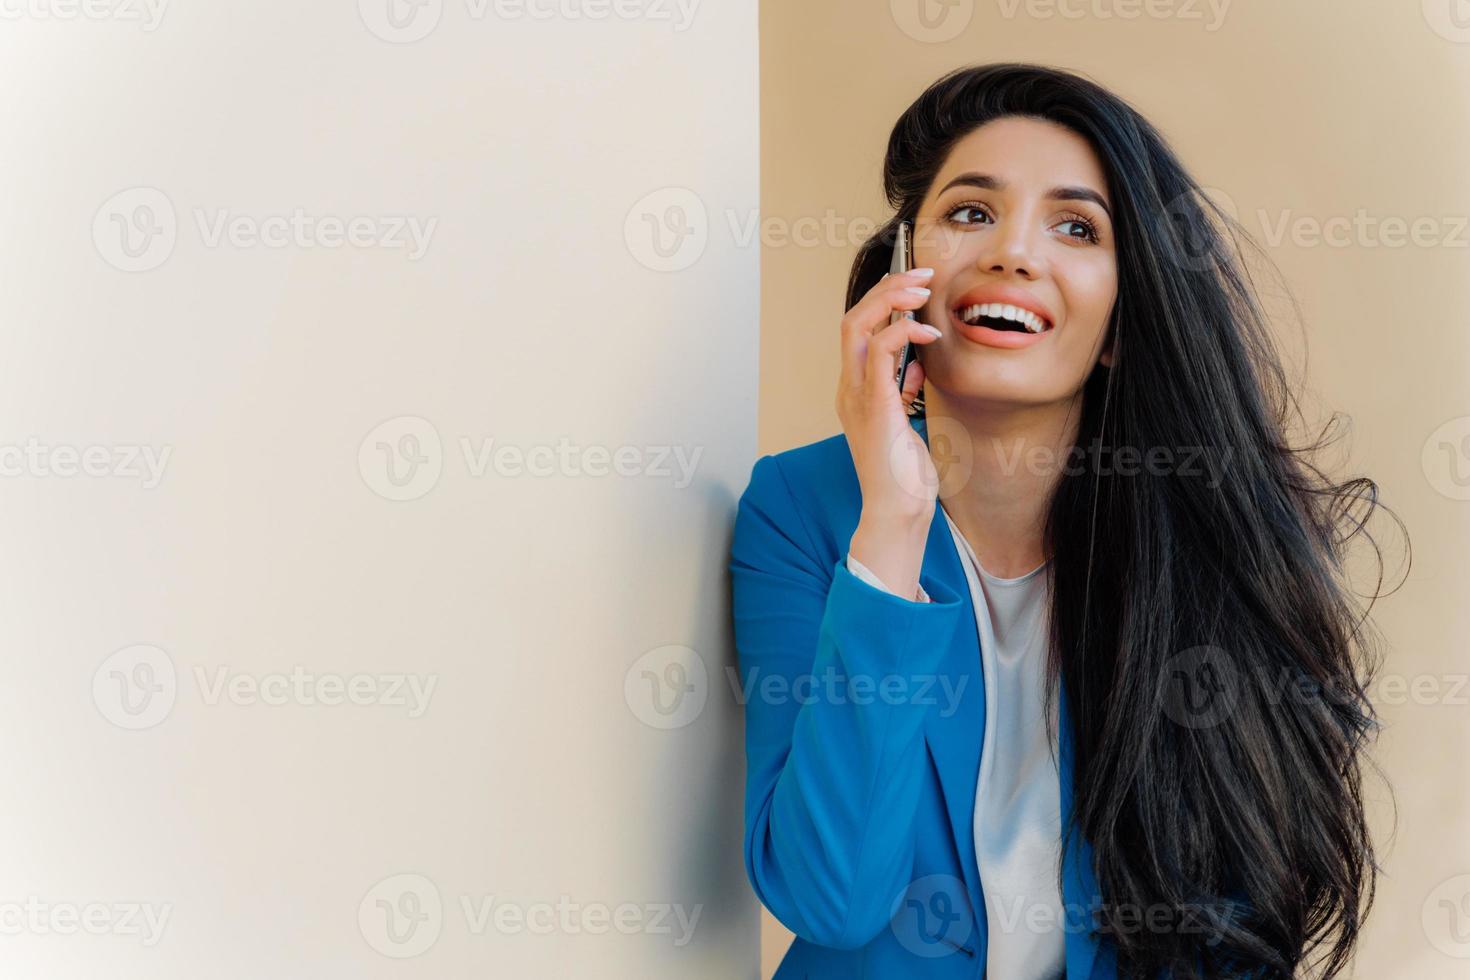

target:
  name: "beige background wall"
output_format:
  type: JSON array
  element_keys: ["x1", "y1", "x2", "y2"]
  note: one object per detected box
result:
[
  {"x1": 759, "y1": 1, "x2": 1470, "y2": 976},
  {"x1": 0, "y1": 2, "x2": 759, "y2": 978}
]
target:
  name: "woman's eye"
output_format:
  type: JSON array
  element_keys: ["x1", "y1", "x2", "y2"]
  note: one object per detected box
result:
[
  {"x1": 1056, "y1": 218, "x2": 1097, "y2": 242},
  {"x1": 947, "y1": 204, "x2": 990, "y2": 225}
]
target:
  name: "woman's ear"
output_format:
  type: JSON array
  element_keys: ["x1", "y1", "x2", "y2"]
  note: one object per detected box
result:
[{"x1": 1098, "y1": 325, "x2": 1116, "y2": 368}]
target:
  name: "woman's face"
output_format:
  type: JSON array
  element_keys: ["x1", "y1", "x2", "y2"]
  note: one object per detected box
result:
[{"x1": 912, "y1": 115, "x2": 1118, "y2": 409}]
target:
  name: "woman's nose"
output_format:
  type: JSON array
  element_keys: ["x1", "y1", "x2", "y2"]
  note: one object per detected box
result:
[{"x1": 977, "y1": 218, "x2": 1043, "y2": 279}]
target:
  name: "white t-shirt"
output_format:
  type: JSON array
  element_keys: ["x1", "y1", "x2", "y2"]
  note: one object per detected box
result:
[{"x1": 846, "y1": 504, "x2": 1065, "y2": 979}]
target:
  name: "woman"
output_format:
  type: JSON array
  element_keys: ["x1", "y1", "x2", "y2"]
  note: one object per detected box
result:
[{"x1": 729, "y1": 63, "x2": 1397, "y2": 979}]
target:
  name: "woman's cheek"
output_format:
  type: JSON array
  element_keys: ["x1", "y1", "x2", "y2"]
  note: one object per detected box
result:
[{"x1": 1058, "y1": 271, "x2": 1117, "y2": 343}]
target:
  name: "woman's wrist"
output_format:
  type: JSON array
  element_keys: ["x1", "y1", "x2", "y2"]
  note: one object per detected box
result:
[{"x1": 848, "y1": 509, "x2": 931, "y2": 602}]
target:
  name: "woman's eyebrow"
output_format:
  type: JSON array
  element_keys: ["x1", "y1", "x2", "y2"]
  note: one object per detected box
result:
[{"x1": 936, "y1": 171, "x2": 1111, "y2": 219}]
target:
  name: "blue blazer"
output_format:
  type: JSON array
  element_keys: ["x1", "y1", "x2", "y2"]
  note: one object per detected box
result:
[{"x1": 729, "y1": 415, "x2": 1250, "y2": 979}]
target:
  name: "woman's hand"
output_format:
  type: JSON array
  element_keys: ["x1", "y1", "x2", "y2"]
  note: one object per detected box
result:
[{"x1": 836, "y1": 267, "x2": 943, "y2": 599}]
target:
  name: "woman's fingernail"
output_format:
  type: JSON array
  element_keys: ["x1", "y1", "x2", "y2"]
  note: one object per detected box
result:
[
  {"x1": 904, "y1": 286, "x2": 930, "y2": 296},
  {"x1": 910, "y1": 267, "x2": 935, "y2": 276},
  {"x1": 921, "y1": 324, "x2": 942, "y2": 337}
]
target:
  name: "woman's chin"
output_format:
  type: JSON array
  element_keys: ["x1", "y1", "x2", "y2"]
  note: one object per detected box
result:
[{"x1": 924, "y1": 371, "x2": 1070, "y2": 412}]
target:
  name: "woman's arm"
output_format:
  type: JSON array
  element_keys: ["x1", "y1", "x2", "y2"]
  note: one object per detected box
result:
[{"x1": 729, "y1": 452, "x2": 963, "y2": 950}]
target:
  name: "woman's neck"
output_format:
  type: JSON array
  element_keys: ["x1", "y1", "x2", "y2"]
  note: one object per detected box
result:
[{"x1": 921, "y1": 387, "x2": 1083, "y2": 579}]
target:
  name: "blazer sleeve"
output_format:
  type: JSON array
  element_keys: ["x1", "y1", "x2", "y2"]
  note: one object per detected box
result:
[
  {"x1": 847, "y1": 552, "x2": 932, "y2": 603},
  {"x1": 728, "y1": 453, "x2": 965, "y2": 950}
]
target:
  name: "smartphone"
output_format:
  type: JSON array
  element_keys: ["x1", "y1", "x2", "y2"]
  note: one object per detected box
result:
[{"x1": 889, "y1": 220, "x2": 919, "y2": 392}]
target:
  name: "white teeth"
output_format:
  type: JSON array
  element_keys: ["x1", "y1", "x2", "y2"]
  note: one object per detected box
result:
[{"x1": 958, "y1": 302, "x2": 1047, "y2": 333}]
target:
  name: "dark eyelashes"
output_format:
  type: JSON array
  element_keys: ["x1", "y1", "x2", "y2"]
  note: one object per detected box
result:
[
  {"x1": 941, "y1": 201, "x2": 987, "y2": 227},
  {"x1": 946, "y1": 202, "x2": 981, "y2": 226},
  {"x1": 944, "y1": 201, "x2": 990, "y2": 225},
  {"x1": 1056, "y1": 211, "x2": 1102, "y2": 243},
  {"x1": 942, "y1": 200, "x2": 1102, "y2": 244}
]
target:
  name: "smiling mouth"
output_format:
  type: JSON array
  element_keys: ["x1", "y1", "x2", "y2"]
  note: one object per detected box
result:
[{"x1": 954, "y1": 303, "x2": 1052, "y2": 334}]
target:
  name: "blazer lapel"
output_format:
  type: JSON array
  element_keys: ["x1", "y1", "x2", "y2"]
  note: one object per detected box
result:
[
  {"x1": 1059, "y1": 676, "x2": 1103, "y2": 980},
  {"x1": 911, "y1": 415, "x2": 1105, "y2": 980},
  {"x1": 909, "y1": 416, "x2": 989, "y2": 955}
]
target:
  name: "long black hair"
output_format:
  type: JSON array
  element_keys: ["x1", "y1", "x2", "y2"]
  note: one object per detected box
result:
[{"x1": 846, "y1": 63, "x2": 1404, "y2": 979}]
